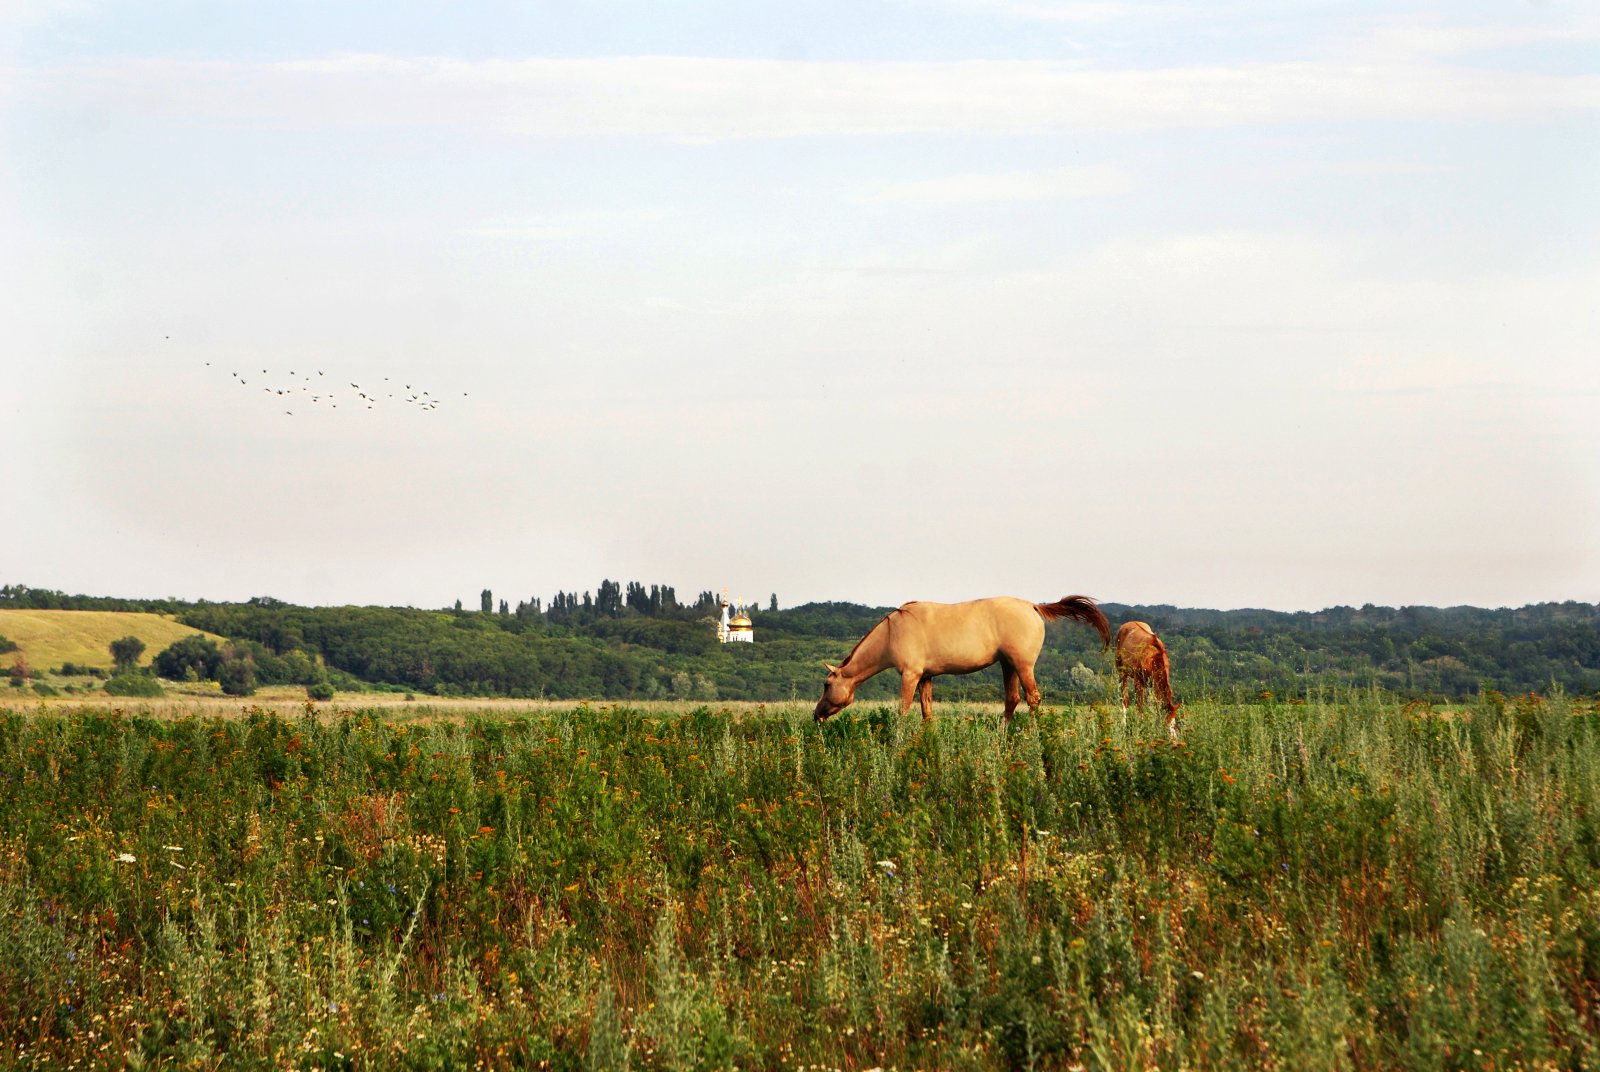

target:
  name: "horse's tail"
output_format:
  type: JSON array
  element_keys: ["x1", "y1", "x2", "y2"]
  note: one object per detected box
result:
[{"x1": 1036, "y1": 595, "x2": 1112, "y2": 649}]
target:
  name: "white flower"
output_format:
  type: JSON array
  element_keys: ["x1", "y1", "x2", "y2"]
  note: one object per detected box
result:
[
  {"x1": 115, "y1": 853, "x2": 137, "y2": 864},
  {"x1": 874, "y1": 859, "x2": 896, "y2": 874}
]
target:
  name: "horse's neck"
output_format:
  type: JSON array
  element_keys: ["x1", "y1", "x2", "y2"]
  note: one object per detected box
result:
[{"x1": 843, "y1": 617, "x2": 894, "y2": 681}]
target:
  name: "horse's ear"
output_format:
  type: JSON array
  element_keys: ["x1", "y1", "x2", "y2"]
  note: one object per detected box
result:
[{"x1": 823, "y1": 662, "x2": 839, "y2": 674}]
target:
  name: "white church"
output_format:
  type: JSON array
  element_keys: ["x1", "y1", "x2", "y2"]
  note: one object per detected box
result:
[{"x1": 717, "y1": 591, "x2": 754, "y2": 644}]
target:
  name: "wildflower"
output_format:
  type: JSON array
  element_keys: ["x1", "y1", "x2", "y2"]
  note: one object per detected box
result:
[
  {"x1": 115, "y1": 853, "x2": 136, "y2": 864},
  {"x1": 875, "y1": 860, "x2": 896, "y2": 875}
]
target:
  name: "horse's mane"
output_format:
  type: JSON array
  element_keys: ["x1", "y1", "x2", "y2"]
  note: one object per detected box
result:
[
  {"x1": 839, "y1": 611, "x2": 895, "y2": 670},
  {"x1": 1150, "y1": 638, "x2": 1177, "y2": 710}
]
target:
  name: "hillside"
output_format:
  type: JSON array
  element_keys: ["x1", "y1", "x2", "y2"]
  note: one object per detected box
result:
[
  {"x1": 0, "y1": 609, "x2": 226, "y2": 674},
  {"x1": 3, "y1": 584, "x2": 1598, "y2": 701}
]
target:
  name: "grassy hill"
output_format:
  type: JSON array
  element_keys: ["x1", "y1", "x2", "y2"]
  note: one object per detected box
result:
[{"x1": 0, "y1": 609, "x2": 226, "y2": 673}]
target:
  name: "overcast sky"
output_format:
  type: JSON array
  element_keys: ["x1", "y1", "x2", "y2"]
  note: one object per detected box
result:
[{"x1": 3, "y1": 1, "x2": 1597, "y2": 613}]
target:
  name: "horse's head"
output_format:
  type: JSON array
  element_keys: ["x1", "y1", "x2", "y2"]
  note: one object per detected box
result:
[{"x1": 813, "y1": 663, "x2": 856, "y2": 721}]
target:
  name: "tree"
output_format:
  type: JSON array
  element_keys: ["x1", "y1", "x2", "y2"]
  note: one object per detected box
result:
[
  {"x1": 153, "y1": 634, "x2": 223, "y2": 681},
  {"x1": 597, "y1": 579, "x2": 623, "y2": 618},
  {"x1": 481, "y1": 589, "x2": 494, "y2": 615},
  {"x1": 218, "y1": 654, "x2": 256, "y2": 696},
  {"x1": 109, "y1": 635, "x2": 146, "y2": 673},
  {"x1": 770, "y1": 594, "x2": 779, "y2": 612}
]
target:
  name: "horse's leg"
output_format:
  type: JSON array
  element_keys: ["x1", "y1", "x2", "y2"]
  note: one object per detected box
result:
[
  {"x1": 1118, "y1": 672, "x2": 1131, "y2": 713},
  {"x1": 1018, "y1": 662, "x2": 1043, "y2": 713},
  {"x1": 919, "y1": 676, "x2": 934, "y2": 720},
  {"x1": 1002, "y1": 663, "x2": 1021, "y2": 724},
  {"x1": 898, "y1": 670, "x2": 921, "y2": 718}
]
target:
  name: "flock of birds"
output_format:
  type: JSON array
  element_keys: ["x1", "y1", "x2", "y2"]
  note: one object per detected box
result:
[{"x1": 201, "y1": 359, "x2": 466, "y2": 416}]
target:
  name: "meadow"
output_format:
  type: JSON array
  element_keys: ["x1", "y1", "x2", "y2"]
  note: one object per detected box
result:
[{"x1": 2, "y1": 694, "x2": 1597, "y2": 1071}]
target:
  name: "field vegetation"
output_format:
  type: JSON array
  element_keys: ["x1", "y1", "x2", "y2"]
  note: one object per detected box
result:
[{"x1": 3, "y1": 693, "x2": 1597, "y2": 1070}]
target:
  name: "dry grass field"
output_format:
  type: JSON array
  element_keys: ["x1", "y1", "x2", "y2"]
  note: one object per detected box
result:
[
  {"x1": 0, "y1": 609, "x2": 226, "y2": 673},
  {"x1": 22, "y1": 688, "x2": 794, "y2": 721}
]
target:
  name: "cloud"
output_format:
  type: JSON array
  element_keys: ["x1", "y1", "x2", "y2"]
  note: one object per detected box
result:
[
  {"x1": 14, "y1": 50, "x2": 1598, "y2": 143},
  {"x1": 0, "y1": 0, "x2": 91, "y2": 26},
  {"x1": 1349, "y1": 17, "x2": 1600, "y2": 62},
  {"x1": 861, "y1": 163, "x2": 1130, "y2": 203},
  {"x1": 919, "y1": 0, "x2": 1157, "y2": 23},
  {"x1": 458, "y1": 208, "x2": 669, "y2": 241}
]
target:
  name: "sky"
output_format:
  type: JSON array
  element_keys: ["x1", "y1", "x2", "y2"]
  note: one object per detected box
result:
[{"x1": 2, "y1": 1, "x2": 1597, "y2": 613}]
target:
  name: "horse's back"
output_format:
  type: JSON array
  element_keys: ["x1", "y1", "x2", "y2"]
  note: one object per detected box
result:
[
  {"x1": 1116, "y1": 621, "x2": 1165, "y2": 673},
  {"x1": 894, "y1": 597, "x2": 1043, "y2": 671}
]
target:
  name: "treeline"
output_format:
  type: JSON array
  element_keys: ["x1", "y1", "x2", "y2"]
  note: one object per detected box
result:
[{"x1": 3, "y1": 584, "x2": 1597, "y2": 701}]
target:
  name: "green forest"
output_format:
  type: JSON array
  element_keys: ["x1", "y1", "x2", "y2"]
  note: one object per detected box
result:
[{"x1": 3, "y1": 583, "x2": 1597, "y2": 703}]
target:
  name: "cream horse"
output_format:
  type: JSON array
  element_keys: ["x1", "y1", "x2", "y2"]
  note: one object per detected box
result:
[{"x1": 813, "y1": 596, "x2": 1111, "y2": 723}]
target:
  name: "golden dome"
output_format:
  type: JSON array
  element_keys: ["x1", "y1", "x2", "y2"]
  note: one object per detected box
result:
[{"x1": 729, "y1": 615, "x2": 753, "y2": 629}]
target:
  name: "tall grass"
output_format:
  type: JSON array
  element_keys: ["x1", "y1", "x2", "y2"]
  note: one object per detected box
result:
[{"x1": 1, "y1": 694, "x2": 1597, "y2": 1070}]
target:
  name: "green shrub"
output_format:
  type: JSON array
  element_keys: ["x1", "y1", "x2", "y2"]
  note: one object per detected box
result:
[
  {"x1": 103, "y1": 672, "x2": 163, "y2": 697},
  {"x1": 306, "y1": 680, "x2": 335, "y2": 701}
]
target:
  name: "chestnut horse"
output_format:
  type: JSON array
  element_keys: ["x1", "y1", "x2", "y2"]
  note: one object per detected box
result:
[
  {"x1": 813, "y1": 595, "x2": 1111, "y2": 723},
  {"x1": 1115, "y1": 621, "x2": 1180, "y2": 737}
]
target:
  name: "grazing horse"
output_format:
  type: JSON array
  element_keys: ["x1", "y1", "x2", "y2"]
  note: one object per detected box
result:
[
  {"x1": 813, "y1": 595, "x2": 1111, "y2": 723},
  {"x1": 1115, "y1": 621, "x2": 1180, "y2": 737}
]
